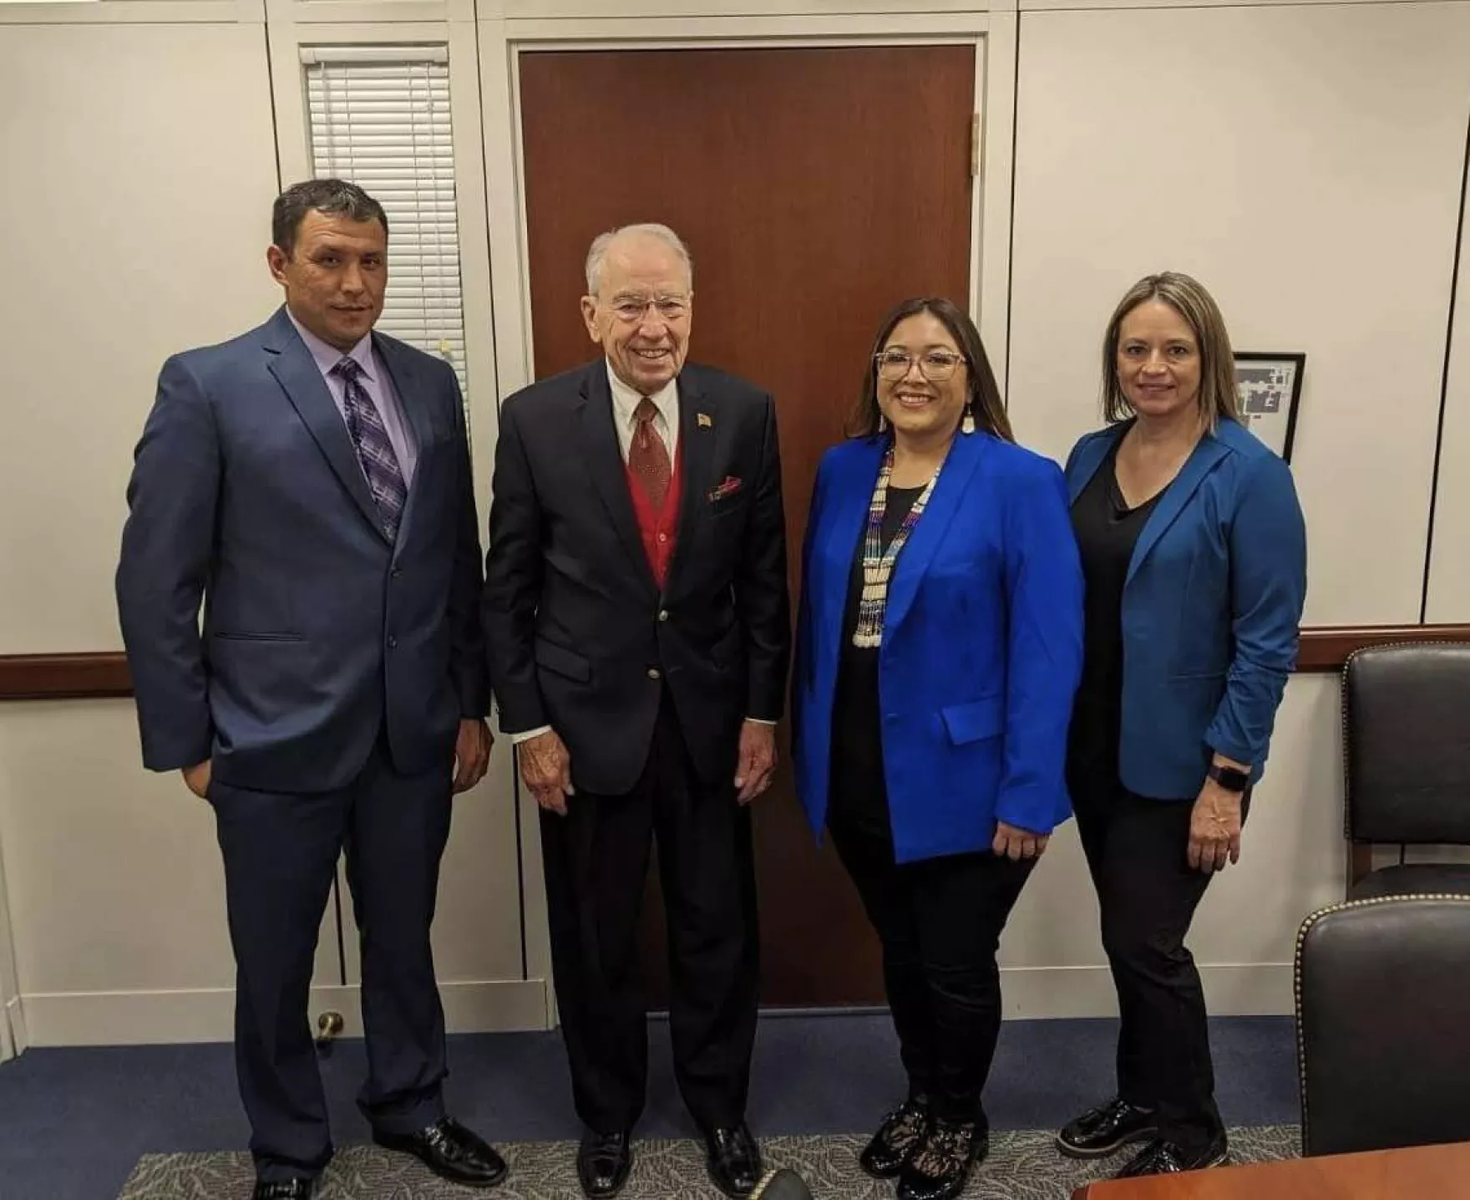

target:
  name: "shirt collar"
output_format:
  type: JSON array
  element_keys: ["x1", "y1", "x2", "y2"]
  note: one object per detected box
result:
[
  {"x1": 287, "y1": 309, "x2": 376, "y2": 383},
  {"x1": 605, "y1": 360, "x2": 678, "y2": 430}
]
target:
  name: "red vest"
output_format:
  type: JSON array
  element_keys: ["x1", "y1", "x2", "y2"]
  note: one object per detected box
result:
[{"x1": 624, "y1": 439, "x2": 684, "y2": 589}]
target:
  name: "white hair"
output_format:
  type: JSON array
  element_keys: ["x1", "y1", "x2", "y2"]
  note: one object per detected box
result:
[{"x1": 584, "y1": 223, "x2": 693, "y2": 295}]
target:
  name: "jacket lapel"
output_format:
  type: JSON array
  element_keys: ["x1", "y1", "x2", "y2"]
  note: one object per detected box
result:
[
  {"x1": 263, "y1": 307, "x2": 387, "y2": 541},
  {"x1": 1067, "y1": 424, "x2": 1127, "y2": 504},
  {"x1": 1126, "y1": 430, "x2": 1230, "y2": 585},
  {"x1": 577, "y1": 365, "x2": 658, "y2": 594},
  {"x1": 664, "y1": 372, "x2": 718, "y2": 597},
  {"x1": 372, "y1": 333, "x2": 435, "y2": 544},
  {"x1": 883, "y1": 432, "x2": 987, "y2": 634}
]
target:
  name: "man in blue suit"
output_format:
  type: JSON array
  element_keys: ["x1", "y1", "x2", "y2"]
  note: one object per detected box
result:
[{"x1": 116, "y1": 180, "x2": 505, "y2": 1199}]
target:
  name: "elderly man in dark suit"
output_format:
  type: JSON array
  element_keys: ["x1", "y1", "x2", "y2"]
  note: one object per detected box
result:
[
  {"x1": 482, "y1": 224, "x2": 790, "y2": 1199},
  {"x1": 117, "y1": 179, "x2": 504, "y2": 1200}
]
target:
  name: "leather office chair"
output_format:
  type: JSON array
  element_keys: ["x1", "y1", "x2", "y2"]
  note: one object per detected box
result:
[
  {"x1": 1343, "y1": 642, "x2": 1470, "y2": 898},
  {"x1": 1295, "y1": 894, "x2": 1470, "y2": 1156}
]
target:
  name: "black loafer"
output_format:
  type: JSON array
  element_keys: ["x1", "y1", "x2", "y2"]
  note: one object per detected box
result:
[
  {"x1": 576, "y1": 1128, "x2": 632, "y2": 1199},
  {"x1": 1114, "y1": 1133, "x2": 1228, "y2": 1178},
  {"x1": 897, "y1": 1117, "x2": 987, "y2": 1200},
  {"x1": 252, "y1": 1182, "x2": 314, "y2": 1200},
  {"x1": 1056, "y1": 1098, "x2": 1158, "y2": 1158},
  {"x1": 705, "y1": 1123, "x2": 763, "y2": 1198},
  {"x1": 859, "y1": 1096, "x2": 932, "y2": 1178},
  {"x1": 373, "y1": 1115, "x2": 508, "y2": 1188}
]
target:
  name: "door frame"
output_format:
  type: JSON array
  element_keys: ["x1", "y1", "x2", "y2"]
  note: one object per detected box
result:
[{"x1": 477, "y1": 11, "x2": 1019, "y2": 999}]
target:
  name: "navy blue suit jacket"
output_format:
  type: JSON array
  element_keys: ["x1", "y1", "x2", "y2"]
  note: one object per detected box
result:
[
  {"x1": 117, "y1": 306, "x2": 487, "y2": 793},
  {"x1": 1064, "y1": 418, "x2": 1307, "y2": 798},
  {"x1": 793, "y1": 432, "x2": 1084, "y2": 863}
]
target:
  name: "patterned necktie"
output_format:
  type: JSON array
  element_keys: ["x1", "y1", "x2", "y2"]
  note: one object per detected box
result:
[
  {"x1": 629, "y1": 396, "x2": 672, "y2": 511},
  {"x1": 334, "y1": 357, "x2": 407, "y2": 540}
]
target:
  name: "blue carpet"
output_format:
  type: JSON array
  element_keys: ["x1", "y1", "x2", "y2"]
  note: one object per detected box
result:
[{"x1": 0, "y1": 1013, "x2": 1297, "y2": 1200}]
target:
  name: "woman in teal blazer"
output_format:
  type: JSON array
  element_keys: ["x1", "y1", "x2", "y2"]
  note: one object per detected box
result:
[
  {"x1": 1054, "y1": 273, "x2": 1306, "y2": 1181},
  {"x1": 792, "y1": 298, "x2": 1083, "y2": 1200}
]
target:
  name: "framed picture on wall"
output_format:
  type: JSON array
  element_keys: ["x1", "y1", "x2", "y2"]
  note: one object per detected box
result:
[{"x1": 1233, "y1": 352, "x2": 1305, "y2": 462}]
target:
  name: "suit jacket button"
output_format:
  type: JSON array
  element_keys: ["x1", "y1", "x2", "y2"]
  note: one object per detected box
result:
[
  {"x1": 391, "y1": 567, "x2": 403, "y2": 578},
  {"x1": 647, "y1": 667, "x2": 662, "y2": 680},
  {"x1": 658, "y1": 610, "x2": 670, "y2": 622},
  {"x1": 387, "y1": 636, "x2": 398, "y2": 649}
]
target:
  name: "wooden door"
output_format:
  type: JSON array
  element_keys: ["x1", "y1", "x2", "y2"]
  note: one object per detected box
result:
[{"x1": 519, "y1": 45, "x2": 975, "y2": 1005}]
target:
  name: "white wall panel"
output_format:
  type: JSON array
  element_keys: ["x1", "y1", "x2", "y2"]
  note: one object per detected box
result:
[{"x1": 1007, "y1": 3, "x2": 1470, "y2": 626}]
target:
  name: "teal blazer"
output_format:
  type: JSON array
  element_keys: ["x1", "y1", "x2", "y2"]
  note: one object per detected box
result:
[
  {"x1": 793, "y1": 431, "x2": 1084, "y2": 863},
  {"x1": 1064, "y1": 418, "x2": 1307, "y2": 798}
]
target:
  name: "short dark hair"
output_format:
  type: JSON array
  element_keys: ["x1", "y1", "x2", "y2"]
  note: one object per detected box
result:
[
  {"x1": 271, "y1": 179, "x2": 388, "y2": 257},
  {"x1": 850, "y1": 297, "x2": 1013, "y2": 443}
]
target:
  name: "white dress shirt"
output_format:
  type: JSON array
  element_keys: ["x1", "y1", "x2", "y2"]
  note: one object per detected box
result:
[{"x1": 607, "y1": 361, "x2": 679, "y2": 463}]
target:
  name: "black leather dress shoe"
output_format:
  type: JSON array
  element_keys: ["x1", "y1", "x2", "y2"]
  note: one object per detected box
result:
[
  {"x1": 859, "y1": 1096, "x2": 932, "y2": 1178},
  {"x1": 705, "y1": 1123, "x2": 763, "y2": 1198},
  {"x1": 576, "y1": 1128, "x2": 632, "y2": 1199},
  {"x1": 896, "y1": 1117, "x2": 987, "y2": 1200},
  {"x1": 1055, "y1": 1098, "x2": 1158, "y2": 1158},
  {"x1": 1114, "y1": 1133, "x2": 1228, "y2": 1177},
  {"x1": 252, "y1": 1181, "x2": 313, "y2": 1200},
  {"x1": 373, "y1": 1116, "x2": 508, "y2": 1188}
]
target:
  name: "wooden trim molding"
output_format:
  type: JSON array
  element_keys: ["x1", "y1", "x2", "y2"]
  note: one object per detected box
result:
[
  {"x1": 1295, "y1": 624, "x2": 1470, "y2": 671},
  {"x1": 2, "y1": 624, "x2": 1469, "y2": 700},
  {"x1": 0, "y1": 653, "x2": 132, "y2": 701}
]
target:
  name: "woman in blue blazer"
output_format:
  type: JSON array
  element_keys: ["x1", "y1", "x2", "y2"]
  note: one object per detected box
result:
[
  {"x1": 792, "y1": 298, "x2": 1083, "y2": 1200},
  {"x1": 1054, "y1": 273, "x2": 1306, "y2": 1180}
]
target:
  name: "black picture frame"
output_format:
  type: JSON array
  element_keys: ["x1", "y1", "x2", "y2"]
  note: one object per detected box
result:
[{"x1": 1233, "y1": 351, "x2": 1305, "y2": 463}]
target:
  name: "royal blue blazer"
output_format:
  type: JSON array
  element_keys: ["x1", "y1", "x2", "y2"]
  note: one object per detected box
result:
[
  {"x1": 1064, "y1": 418, "x2": 1307, "y2": 799},
  {"x1": 792, "y1": 432, "x2": 1084, "y2": 864}
]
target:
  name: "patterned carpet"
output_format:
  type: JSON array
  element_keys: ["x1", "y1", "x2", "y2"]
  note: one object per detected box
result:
[{"x1": 116, "y1": 1126, "x2": 1300, "y2": 1199}]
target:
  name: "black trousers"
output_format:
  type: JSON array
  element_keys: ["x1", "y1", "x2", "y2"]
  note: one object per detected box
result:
[
  {"x1": 828, "y1": 820, "x2": 1035, "y2": 1126},
  {"x1": 210, "y1": 737, "x2": 453, "y2": 1183},
  {"x1": 1070, "y1": 775, "x2": 1242, "y2": 1151},
  {"x1": 539, "y1": 695, "x2": 760, "y2": 1134}
]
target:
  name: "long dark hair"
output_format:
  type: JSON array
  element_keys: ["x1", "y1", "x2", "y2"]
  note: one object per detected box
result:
[{"x1": 849, "y1": 297, "x2": 1013, "y2": 442}]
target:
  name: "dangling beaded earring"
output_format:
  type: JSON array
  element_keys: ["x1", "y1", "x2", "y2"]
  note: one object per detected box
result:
[{"x1": 961, "y1": 402, "x2": 976, "y2": 435}]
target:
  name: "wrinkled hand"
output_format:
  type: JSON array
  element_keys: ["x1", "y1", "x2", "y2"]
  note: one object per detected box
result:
[
  {"x1": 992, "y1": 820, "x2": 1049, "y2": 861},
  {"x1": 518, "y1": 730, "x2": 574, "y2": 815},
  {"x1": 1188, "y1": 781, "x2": 1243, "y2": 872},
  {"x1": 734, "y1": 720, "x2": 778, "y2": 804},
  {"x1": 182, "y1": 760, "x2": 212, "y2": 800},
  {"x1": 452, "y1": 718, "x2": 493, "y2": 794}
]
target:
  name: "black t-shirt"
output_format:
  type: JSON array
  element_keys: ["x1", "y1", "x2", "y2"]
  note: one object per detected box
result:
[
  {"x1": 1068, "y1": 445, "x2": 1166, "y2": 780},
  {"x1": 828, "y1": 484, "x2": 925, "y2": 835}
]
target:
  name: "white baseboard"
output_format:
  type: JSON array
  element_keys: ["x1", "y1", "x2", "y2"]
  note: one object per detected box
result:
[
  {"x1": 15, "y1": 965, "x2": 1293, "y2": 1048},
  {"x1": 19, "y1": 978, "x2": 551, "y2": 1047},
  {"x1": 998, "y1": 962, "x2": 1294, "y2": 1019}
]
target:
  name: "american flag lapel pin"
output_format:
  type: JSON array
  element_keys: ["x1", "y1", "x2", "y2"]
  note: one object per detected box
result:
[{"x1": 697, "y1": 412, "x2": 713, "y2": 429}]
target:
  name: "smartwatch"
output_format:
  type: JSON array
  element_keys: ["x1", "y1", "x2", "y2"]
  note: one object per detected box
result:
[{"x1": 1207, "y1": 763, "x2": 1250, "y2": 793}]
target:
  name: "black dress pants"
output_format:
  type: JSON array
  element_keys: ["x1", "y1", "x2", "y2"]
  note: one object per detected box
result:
[
  {"x1": 827, "y1": 819, "x2": 1035, "y2": 1126},
  {"x1": 210, "y1": 736, "x2": 453, "y2": 1183},
  {"x1": 1070, "y1": 775, "x2": 1243, "y2": 1152},
  {"x1": 539, "y1": 695, "x2": 760, "y2": 1134}
]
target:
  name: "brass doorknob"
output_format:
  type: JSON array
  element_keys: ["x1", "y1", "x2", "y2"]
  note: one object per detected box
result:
[{"x1": 315, "y1": 1011, "x2": 345, "y2": 1044}]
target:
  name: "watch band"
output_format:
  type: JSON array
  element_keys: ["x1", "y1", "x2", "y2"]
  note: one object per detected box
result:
[{"x1": 1207, "y1": 762, "x2": 1251, "y2": 793}]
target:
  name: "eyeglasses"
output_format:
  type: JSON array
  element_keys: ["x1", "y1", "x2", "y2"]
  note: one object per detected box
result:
[
  {"x1": 875, "y1": 349, "x2": 966, "y2": 381},
  {"x1": 606, "y1": 295, "x2": 690, "y2": 324}
]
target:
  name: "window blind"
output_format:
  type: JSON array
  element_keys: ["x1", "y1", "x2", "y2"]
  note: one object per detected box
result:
[{"x1": 304, "y1": 48, "x2": 469, "y2": 401}]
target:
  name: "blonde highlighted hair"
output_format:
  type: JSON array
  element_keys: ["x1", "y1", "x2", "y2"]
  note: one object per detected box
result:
[{"x1": 1101, "y1": 272, "x2": 1240, "y2": 427}]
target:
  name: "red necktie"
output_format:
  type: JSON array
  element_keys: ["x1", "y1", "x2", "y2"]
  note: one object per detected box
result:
[{"x1": 629, "y1": 397, "x2": 672, "y2": 511}]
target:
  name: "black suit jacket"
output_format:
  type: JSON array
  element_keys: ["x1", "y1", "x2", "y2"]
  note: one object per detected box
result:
[{"x1": 482, "y1": 360, "x2": 791, "y2": 795}]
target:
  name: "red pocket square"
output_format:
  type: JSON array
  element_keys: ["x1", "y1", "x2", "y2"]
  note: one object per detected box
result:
[{"x1": 708, "y1": 475, "x2": 744, "y2": 502}]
